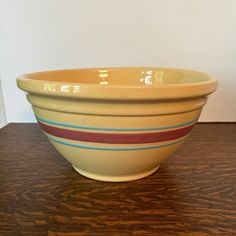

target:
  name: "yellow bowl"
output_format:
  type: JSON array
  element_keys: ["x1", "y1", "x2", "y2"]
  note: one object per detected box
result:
[{"x1": 17, "y1": 68, "x2": 217, "y2": 182}]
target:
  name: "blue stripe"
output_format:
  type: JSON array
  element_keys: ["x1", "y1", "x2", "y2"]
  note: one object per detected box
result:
[
  {"x1": 47, "y1": 135, "x2": 186, "y2": 151},
  {"x1": 36, "y1": 116, "x2": 197, "y2": 132}
]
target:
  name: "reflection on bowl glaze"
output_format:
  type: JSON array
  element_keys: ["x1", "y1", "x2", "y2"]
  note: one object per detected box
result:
[{"x1": 17, "y1": 67, "x2": 217, "y2": 182}]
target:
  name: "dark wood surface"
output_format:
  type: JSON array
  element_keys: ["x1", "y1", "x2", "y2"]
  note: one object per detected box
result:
[{"x1": 0, "y1": 123, "x2": 236, "y2": 235}]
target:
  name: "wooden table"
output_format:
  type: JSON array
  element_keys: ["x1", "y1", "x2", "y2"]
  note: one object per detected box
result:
[{"x1": 0, "y1": 123, "x2": 236, "y2": 235}]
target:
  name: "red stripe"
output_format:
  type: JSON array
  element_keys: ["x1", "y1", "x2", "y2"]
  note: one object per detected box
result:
[{"x1": 38, "y1": 121, "x2": 195, "y2": 144}]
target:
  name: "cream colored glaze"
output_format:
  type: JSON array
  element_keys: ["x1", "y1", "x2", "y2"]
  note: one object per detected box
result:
[{"x1": 17, "y1": 67, "x2": 217, "y2": 182}]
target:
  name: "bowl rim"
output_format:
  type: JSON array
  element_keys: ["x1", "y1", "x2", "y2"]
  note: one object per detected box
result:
[{"x1": 17, "y1": 67, "x2": 218, "y2": 100}]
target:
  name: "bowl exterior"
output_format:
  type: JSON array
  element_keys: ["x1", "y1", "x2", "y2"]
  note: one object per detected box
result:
[{"x1": 28, "y1": 94, "x2": 204, "y2": 182}]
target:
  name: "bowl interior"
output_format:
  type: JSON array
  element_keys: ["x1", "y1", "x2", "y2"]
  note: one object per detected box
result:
[{"x1": 22, "y1": 68, "x2": 211, "y2": 86}]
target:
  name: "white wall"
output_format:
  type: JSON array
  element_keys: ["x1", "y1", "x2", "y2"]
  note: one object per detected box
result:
[
  {"x1": 1, "y1": 0, "x2": 236, "y2": 122},
  {"x1": 0, "y1": 3, "x2": 7, "y2": 128}
]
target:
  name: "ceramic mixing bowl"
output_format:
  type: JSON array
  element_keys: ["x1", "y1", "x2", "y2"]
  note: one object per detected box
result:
[{"x1": 17, "y1": 68, "x2": 217, "y2": 182}]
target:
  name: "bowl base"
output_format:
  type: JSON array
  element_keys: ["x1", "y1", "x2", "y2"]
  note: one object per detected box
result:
[{"x1": 72, "y1": 165, "x2": 160, "y2": 182}]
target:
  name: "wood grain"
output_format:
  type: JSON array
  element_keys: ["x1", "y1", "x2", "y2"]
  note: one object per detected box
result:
[{"x1": 0, "y1": 123, "x2": 236, "y2": 235}]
